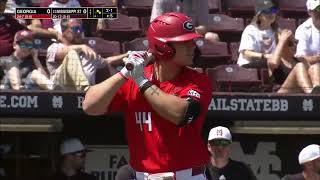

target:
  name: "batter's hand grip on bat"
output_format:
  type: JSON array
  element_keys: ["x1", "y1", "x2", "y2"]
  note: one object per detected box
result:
[
  {"x1": 125, "y1": 61, "x2": 135, "y2": 71},
  {"x1": 125, "y1": 52, "x2": 153, "y2": 71}
]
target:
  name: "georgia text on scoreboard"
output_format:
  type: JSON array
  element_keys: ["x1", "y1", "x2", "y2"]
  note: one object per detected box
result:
[{"x1": 15, "y1": 7, "x2": 118, "y2": 19}]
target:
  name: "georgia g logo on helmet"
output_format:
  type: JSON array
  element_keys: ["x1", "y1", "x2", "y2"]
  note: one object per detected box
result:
[{"x1": 183, "y1": 21, "x2": 194, "y2": 31}]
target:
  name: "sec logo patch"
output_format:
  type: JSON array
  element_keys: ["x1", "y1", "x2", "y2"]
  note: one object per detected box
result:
[{"x1": 188, "y1": 89, "x2": 200, "y2": 98}]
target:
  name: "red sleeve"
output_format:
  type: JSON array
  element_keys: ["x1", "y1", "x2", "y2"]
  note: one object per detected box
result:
[
  {"x1": 107, "y1": 80, "x2": 130, "y2": 114},
  {"x1": 179, "y1": 74, "x2": 213, "y2": 112}
]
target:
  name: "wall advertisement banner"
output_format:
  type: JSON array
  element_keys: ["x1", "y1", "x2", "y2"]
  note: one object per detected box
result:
[{"x1": 85, "y1": 145, "x2": 130, "y2": 180}]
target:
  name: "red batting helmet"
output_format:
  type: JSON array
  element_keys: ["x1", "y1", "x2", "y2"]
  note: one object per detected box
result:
[{"x1": 147, "y1": 12, "x2": 203, "y2": 59}]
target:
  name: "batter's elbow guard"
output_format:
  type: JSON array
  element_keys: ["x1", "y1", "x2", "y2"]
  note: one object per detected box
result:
[{"x1": 177, "y1": 98, "x2": 201, "y2": 127}]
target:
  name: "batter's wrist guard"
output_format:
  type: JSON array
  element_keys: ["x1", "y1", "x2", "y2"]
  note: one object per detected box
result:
[
  {"x1": 119, "y1": 67, "x2": 130, "y2": 79},
  {"x1": 135, "y1": 76, "x2": 148, "y2": 87},
  {"x1": 139, "y1": 79, "x2": 153, "y2": 94}
]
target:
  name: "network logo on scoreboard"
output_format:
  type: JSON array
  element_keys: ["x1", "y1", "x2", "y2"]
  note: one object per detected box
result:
[{"x1": 15, "y1": 7, "x2": 118, "y2": 19}]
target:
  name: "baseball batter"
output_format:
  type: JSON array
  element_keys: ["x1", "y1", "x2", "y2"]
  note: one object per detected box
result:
[{"x1": 83, "y1": 12, "x2": 212, "y2": 180}]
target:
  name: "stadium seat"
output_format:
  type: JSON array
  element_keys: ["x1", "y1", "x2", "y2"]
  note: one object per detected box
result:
[
  {"x1": 277, "y1": 17, "x2": 297, "y2": 32},
  {"x1": 103, "y1": 13, "x2": 140, "y2": 29},
  {"x1": 121, "y1": 0, "x2": 154, "y2": 17},
  {"x1": 279, "y1": 0, "x2": 308, "y2": 19},
  {"x1": 229, "y1": 42, "x2": 240, "y2": 64},
  {"x1": 83, "y1": 37, "x2": 121, "y2": 57},
  {"x1": 195, "y1": 39, "x2": 231, "y2": 68},
  {"x1": 206, "y1": 64, "x2": 263, "y2": 92},
  {"x1": 207, "y1": 14, "x2": 245, "y2": 42},
  {"x1": 83, "y1": 37, "x2": 121, "y2": 83},
  {"x1": 97, "y1": 13, "x2": 142, "y2": 42},
  {"x1": 122, "y1": 37, "x2": 149, "y2": 53},
  {"x1": 222, "y1": 0, "x2": 255, "y2": 18},
  {"x1": 208, "y1": 0, "x2": 221, "y2": 13},
  {"x1": 257, "y1": 68, "x2": 278, "y2": 92}
]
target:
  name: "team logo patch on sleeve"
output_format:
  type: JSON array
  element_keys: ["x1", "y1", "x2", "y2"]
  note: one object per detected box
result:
[{"x1": 188, "y1": 89, "x2": 200, "y2": 98}]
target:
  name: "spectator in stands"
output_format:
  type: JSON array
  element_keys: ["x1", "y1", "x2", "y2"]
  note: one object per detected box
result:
[
  {"x1": 46, "y1": 19, "x2": 127, "y2": 90},
  {"x1": 6, "y1": 0, "x2": 65, "y2": 40},
  {"x1": 150, "y1": 0, "x2": 220, "y2": 43},
  {"x1": 3, "y1": 0, "x2": 14, "y2": 13},
  {"x1": 4, "y1": 0, "x2": 30, "y2": 15},
  {"x1": 4, "y1": 0, "x2": 30, "y2": 26},
  {"x1": 50, "y1": 138, "x2": 97, "y2": 180},
  {"x1": 1, "y1": 0, "x2": 63, "y2": 42},
  {"x1": 0, "y1": 30, "x2": 54, "y2": 90},
  {"x1": 5, "y1": 0, "x2": 34, "y2": 13},
  {"x1": 295, "y1": 0, "x2": 320, "y2": 92},
  {"x1": 182, "y1": 0, "x2": 220, "y2": 42},
  {"x1": 267, "y1": 29, "x2": 320, "y2": 93},
  {"x1": 238, "y1": 0, "x2": 279, "y2": 68},
  {"x1": 8, "y1": 0, "x2": 62, "y2": 40},
  {"x1": 205, "y1": 126, "x2": 257, "y2": 180},
  {"x1": 49, "y1": 0, "x2": 82, "y2": 33},
  {"x1": 149, "y1": 0, "x2": 174, "y2": 22},
  {"x1": 41, "y1": 0, "x2": 97, "y2": 37},
  {"x1": 281, "y1": 144, "x2": 320, "y2": 180},
  {"x1": 0, "y1": 0, "x2": 25, "y2": 56},
  {"x1": 27, "y1": 20, "x2": 63, "y2": 41}
]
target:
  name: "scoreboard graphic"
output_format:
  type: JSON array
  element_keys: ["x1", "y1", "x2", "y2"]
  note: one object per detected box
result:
[{"x1": 15, "y1": 7, "x2": 118, "y2": 19}]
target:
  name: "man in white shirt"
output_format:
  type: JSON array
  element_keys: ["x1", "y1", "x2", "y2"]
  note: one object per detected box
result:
[
  {"x1": 46, "y1": 19, "x2": 127, "y2": 90},
  {"x1": 295, "y1": 0, "x2": 320, "y2": 90},
  {"x1": 281, "y1": 144, "x2": 320, "y2": 180},
  {"x1": 150, "y1": 0, "x2": 220, "y2": 43},
  {"x1": 49, "y1": 0, "x2": 81, "y2": 33}
]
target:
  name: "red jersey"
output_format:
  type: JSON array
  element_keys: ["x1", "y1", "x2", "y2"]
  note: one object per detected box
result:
[{"x1": 109, "y1": 64, "x2": 213, "y2": 173}]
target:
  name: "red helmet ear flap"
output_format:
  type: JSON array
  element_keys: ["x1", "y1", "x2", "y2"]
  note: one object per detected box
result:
[{"x1": 154, "y1": 42, "x2": 176, "y2": 60}]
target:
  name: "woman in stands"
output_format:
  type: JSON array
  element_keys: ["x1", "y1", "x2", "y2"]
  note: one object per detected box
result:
[
  {"x1": 238, "y1": 0, "x2": 320, "y2": 93},
  {"x1": 268, "y1": 29, "x2": 319, "y2": 93},
  {"x1": 237, "y1": 0, "x2": 279, "y2": 68}
]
